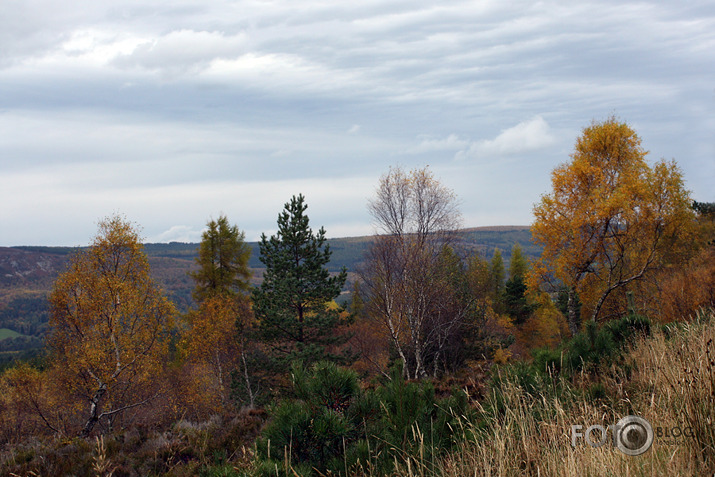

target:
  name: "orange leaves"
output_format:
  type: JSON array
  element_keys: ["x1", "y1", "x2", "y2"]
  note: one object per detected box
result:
[
  {"x1": 652, "y1": 247, "x2": 715, "y2": 322},
  {"x1": 179, "y1": 294, "x2": 252, "y2": 404},
  {"x1": 47, "y1": 214, "x2": 176, "y2": 436},
  {"x1": 530, "y1": 117, "x2": 696, "y2": 334}
]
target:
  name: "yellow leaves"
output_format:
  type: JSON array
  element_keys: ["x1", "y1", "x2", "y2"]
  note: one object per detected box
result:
[
  {"x1": 0, "y1": 362, "x2": 81, "y2": 437},
  {"x1": 492, "y1": 347, "x2": 512, "y2": 364},
  {"x1": 531, "y1": 117, "x2": 696, "y2": 329},
  {"x1": 181, "y1": 294, "x2": 245, "y2": 366},
  {"x1": 517, "y1": 301, "x2": 568, "y2": 352},
  {"x1": 179, "y1": 293, "x2": 253, "y2": 405},
  {"x1": 47, "y1": 215, "x2": 176, "y2": 433}
]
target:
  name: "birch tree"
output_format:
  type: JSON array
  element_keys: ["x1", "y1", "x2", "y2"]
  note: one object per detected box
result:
[
  {"x1": 48, "y1": 215, "x2": 175, "y2": 437},
  {"x1": 530, "y1": 117, "x2": 695, "y2": 335},
  {"x1": 361, "y1": 166, "x2": 462, "y2": 379}
]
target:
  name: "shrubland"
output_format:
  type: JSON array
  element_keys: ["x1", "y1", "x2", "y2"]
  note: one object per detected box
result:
[{"x1": 1, "y1": 118, "x2": 714, "y2": 476}]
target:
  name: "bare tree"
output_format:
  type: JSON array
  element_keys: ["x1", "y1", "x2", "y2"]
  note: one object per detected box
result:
[{"x1": 360, "y1": 166, "x2": 463, "y2": 379}]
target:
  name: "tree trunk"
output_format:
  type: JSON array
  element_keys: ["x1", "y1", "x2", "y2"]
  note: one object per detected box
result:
[
  {"x1": 80, "y1": 384, "x2": 107, "y2": 438},
  {"x1": 241, "y1": 350, "x2": 256, "y2": 409},
  {"x1": 567, "y1": 287, "x2": 580, "y2": 337},
  {"x1": 413, "y1": 338, "x2": 427, "y2": 379},
  {"x1": 216, "y1": 350, "x2": 226, "y2": 406}
]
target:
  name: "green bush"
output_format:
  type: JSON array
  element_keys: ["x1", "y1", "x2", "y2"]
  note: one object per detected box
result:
[
  {"x1": 256, "y1": 362, "x2": 371, "y2": 476},
  {"x1": 484, "y1": 313, "x2": 654, "y2": 424},
  {"x1": 255, "y1": 362, "x2": 473, "y2": 476},
  {"x1": 604, "y1": 313, "x2": 651, "y2": 344},
  {"x1": 532, "y1": 313, "x2": 652, "y2": 376}
]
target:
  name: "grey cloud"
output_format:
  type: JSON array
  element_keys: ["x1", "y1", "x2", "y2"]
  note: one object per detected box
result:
[{"x1": 0, "y1": 0, "x2": 713, "y2": 245}]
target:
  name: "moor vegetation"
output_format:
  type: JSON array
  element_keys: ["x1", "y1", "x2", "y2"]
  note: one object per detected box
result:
[{"x1": 1, "y1": 117, "x2": 714, "y2": 476}]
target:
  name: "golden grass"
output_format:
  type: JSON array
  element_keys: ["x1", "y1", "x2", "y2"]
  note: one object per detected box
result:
[{"x1": 386, "y1": 309, "x2": 715, "y2": 477}]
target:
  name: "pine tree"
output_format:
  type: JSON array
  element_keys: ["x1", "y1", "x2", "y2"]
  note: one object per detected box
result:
[
  {"x1": 252, "y1": 195, "x2": 351, "y2": 373},
  {"x1": 190, "y1": 215, "x2": 251, "y2": 302}
]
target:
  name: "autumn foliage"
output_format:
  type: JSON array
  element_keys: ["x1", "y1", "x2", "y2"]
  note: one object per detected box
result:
[
  {"x1": 0, "y1": 119, "x2": 712, "y2": 475},
  {"x1": 180, "y1": 294, "x2": 252, "y2": 408},
  {"x1": 47, "y1": 215, "x2": 176, "y2": 436},
  {"x1": 530, "y1": 117, "x2": 695, "y2": 335}
]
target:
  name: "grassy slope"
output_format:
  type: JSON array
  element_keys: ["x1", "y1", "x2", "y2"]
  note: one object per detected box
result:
[
  {"x1": 0, "y1": 328, "x2": 23, "y2": 340},
  {"x1": 419, "y1": 312, "x2": 715, "y2": 477}
]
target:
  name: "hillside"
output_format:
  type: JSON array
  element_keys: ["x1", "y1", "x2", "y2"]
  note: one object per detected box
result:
[{"x1": 0, "y1": 226, "x2": 536, "y2": 359}]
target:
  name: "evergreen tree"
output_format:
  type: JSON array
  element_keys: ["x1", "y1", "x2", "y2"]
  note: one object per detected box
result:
[
  {"x1": 490, "y1": 248, "x2": 505, "y2": 295},
  {"x1": 490, "y1": 248, "x2": 506, "y2": 312},
  {"x1": 253, "y1": 195, "x2": 351, "y2": 373},
  {"x1": 508, "y1": 243, "x2": 528, "y2": 280},
  {"x1": 504, "y1": 276, "x2": 534, "y2": 325},
  {"x1": 190, "y1": 215, "x2": 251, "y2": 302},
  {"x1": 504, "y1": 243, "x2": 534, "y2": 325}
]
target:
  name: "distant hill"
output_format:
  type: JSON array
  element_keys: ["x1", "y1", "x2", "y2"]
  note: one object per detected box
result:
[{"x1": 0, "y1": 226, "x2": 537, "y2": 359}]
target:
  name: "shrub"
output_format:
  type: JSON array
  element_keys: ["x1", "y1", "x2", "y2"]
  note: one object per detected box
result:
[
  {"x1": 532, "y1": 313, "x2": 652, "y2": 377},
  {"x1": 255, "y1": 361, "x2": 473, "y2": 476},
  {"x1": 256, "y1": 362, "x2": 369, "y2": 476}
]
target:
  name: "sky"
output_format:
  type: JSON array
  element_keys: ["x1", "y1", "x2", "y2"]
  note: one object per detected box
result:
[{"x1": 1, "y1": 1, "x2": 713, "y2": 246}]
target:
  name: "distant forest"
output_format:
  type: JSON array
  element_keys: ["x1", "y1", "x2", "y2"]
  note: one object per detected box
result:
[{"x1": 0, "y1": 226, "x2": 536, "y2": 365}]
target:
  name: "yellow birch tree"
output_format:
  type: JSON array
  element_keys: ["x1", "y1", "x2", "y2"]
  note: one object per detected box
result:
[
  {"x1": 48, "y1": 215, "x2": 175, "y2": 437},
  {"x1": 530, "y1": 117, "x2": 695, "y2": 335}
]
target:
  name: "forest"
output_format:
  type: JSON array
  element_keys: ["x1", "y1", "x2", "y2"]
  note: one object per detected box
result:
[{"x1": 1, "y1": 117, "x2": 714, "y2": 476}]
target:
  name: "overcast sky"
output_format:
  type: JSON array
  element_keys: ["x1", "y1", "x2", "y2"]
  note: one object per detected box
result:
[{"x1": 1, "y1": 1, "x2": 713, "y2": 246}]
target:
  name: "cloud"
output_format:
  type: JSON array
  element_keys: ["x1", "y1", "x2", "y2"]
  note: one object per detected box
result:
[
  {"x1": 148, "y1": 225, "x2": 203, "y2": 243},
  {"x1": 456, "y1": 116, "x2": 556, "y2": 160},
  {"x1": 113, "y1": 29, "x2": 248, "y2": 75},
  {"x1": 406, "y1": 117, "x2": 556, "y2": 161},
  {"x1": 0, "y1": 0, "x2": 713, "y2": 247},
  {"x1": 407, "y1": 134, "x2": 469, "y2": 154}
]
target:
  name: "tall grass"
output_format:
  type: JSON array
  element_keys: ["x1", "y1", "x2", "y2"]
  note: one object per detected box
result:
[{"x1": 389, "y1": 308, "x2": 715, "y2": 477}]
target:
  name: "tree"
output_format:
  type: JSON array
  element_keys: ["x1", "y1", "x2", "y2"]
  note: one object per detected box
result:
[
  {"x1": 252, "y1": 194, "x2": 351, "y2": 375},
  {"x1": 693, "y1": 200, "x2": 715, "y2": 247},
  {"x1": 530, "y1": 117, "x2": 696, "y2": 335},
  {"x1": 48, "y1": 215, "x2": 175, "y2": 437},
  {"x1": 508, "y1": 243, "x2": 528, "y2": 280},
  {"x1": 181, "y1": 294, "x2": 252, "y2": 407},
  {"x1": 360, "y1": 166, "x2": 463, "y2": 379},
  {"x1": 425, "y1": 245, "x2": 477, "y2": 374},
  {"x1": 190, "y1": 215, "x2": 251, "y2": 303},
  {"x1": 181, "y1": 215, "x2": 254, "y2": 408},
  {"x1": 490, "y1": 249, "x2": 505, "y2": 295},
  {"x1": 504, "y1": 244, "x2": 534, "y2": 325},
  {"x1": 490, "y1": 248, "x2": 506, "y2": 312}
]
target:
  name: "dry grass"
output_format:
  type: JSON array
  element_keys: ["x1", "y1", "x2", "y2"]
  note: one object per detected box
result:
[{"x1": 384, "y1": 309, "x2": 715, "y2": 477}]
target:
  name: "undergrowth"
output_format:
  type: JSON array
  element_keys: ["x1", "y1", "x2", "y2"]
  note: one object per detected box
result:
[{"x1": 2, "y1": 309, "x2": 713, "y2": 476}]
